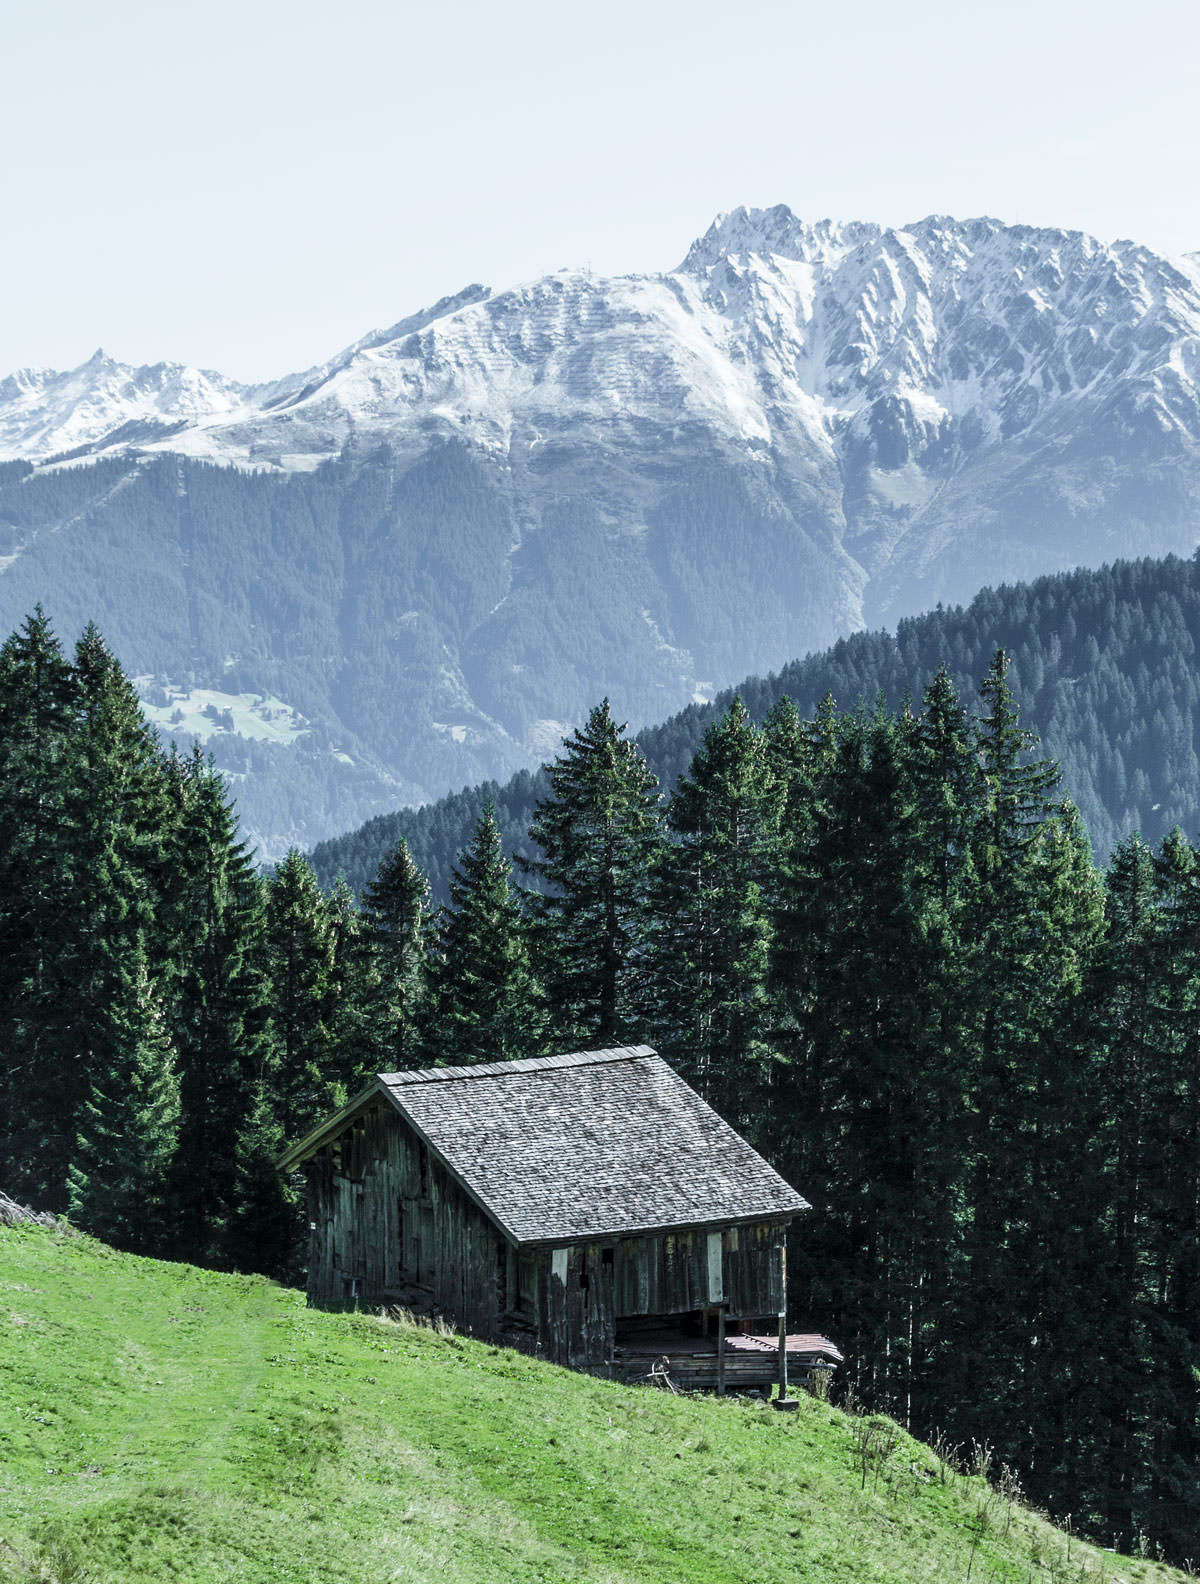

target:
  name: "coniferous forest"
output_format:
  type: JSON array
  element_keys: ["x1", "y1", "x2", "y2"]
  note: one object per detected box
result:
[
  {"x1": 313, "y1": 549, "x2": 1200, "y2": 900},
  {"x1": 2, "y1": 607, "x2": 1199, "y2": 1565}
]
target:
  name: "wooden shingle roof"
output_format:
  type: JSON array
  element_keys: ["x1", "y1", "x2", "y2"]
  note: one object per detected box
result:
[{"x1": 370, "y1": 1045, "x2": 808, "y2": 1245}]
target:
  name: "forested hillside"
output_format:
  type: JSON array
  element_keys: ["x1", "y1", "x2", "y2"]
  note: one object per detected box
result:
[
  {"x1": 312, "y1": 550, "x2": 1200, "y2": 897},
  {"x1": 0, "y1": 441, "x2": 852, "y2": 857},
  {"x1": 3, "y1": 607, "x2": 1199, "y2": 1563}
]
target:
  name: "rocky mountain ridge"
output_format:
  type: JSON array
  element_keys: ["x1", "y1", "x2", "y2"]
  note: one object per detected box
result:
[{"x1": 2, "y1": 208, "x2": 1199, "y2": 855}]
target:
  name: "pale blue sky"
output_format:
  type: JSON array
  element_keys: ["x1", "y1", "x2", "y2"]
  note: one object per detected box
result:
[{"x1": 6, "y1": 0, "x2": 1196, "y2": 381}]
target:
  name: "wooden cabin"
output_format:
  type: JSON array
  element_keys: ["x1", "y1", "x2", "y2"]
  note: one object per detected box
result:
[{"x1": 278, "y1": 1044, "x2": 841, "y2": 1393}]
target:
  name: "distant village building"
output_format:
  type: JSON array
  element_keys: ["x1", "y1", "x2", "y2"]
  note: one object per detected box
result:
[{"x1": 279, "y1": 1045, "x2": 841, "y2": 1393}]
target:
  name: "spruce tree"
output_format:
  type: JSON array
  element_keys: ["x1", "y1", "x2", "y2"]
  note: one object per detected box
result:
[
  {"x1": 425, "y1": 804, "x2": 545, "y2": 1065},
  {"x1": 362, "y1": 838, "x2": 432, "y2": 1070},
  {"x1": 764, "y1": 689, "x2": 842, "y2": 1012},
  {"x1": 324, "y1": 877, "x2": 380, "y2": 1094},
  {"x1": 264, "y1": 849, "x2": 340, "y2": 1140},
  {"x1": 914, "y1": 664, "x2": 983, "y2": 908},
  {"x1": 1136, "y1": 831, "x2": 1200, "y2": 1556},
  {"x1": 974, "y1": 648, "x2": 1060, "y2": 875},
  {"x1": 59, "y1": 627, "x2": 174, "y2": 1206},
  {"x1": 771, "y1": 704, "x2": 948, "y2": 1413},
  {"x1": 963, "y1": 649, "x2": 1066, "y2": 1302},
  {"x1": 1068, "y1": 829, "x2": 1200, "y2": 1553},
  {"x1": 761, "y1": 694, "x2": 808, "y2": 834},
  {"x1": 0, "y1": 610, "x2": 79, "y2": 1202},
  {"x1": 765, "y1": 690, "x2": 847, "y2": 1331},
  {"x1": 903, "y1": 666, "x2": 986, "y2": 1419},
  {"x1": 648, "y1": 698, "x2": 781, "y2": 1131},
  {"x1": 66, "y1": 947, "x2": 181, "y2": 1252},
  {"x1": 999, "y1": 803, "x2": 1107, "y2": 1496},
  {"x1": 951, "y1": 655, "x2": 1106, "y2": 1476},
  {"x1": 225, "y1": 1077, "x2": 301, "y2": 1282},
  {"x1": 1083, "y1": 833, "x2": 1160, "y2": 1546},
  {"x1": 163, "y1": 751, "x2": 275, "y2": 1267},
  {"x1": 0, "y1": 617, "x2": 176, "y2": 1215},
  {"x1": 521, "y1": 701, "x2": 665, "y2": 1046}
]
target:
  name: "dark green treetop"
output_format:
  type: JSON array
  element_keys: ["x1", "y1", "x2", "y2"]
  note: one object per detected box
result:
[{"x1": 521, "y1": 700, "x2": 665, "y2": 1046}]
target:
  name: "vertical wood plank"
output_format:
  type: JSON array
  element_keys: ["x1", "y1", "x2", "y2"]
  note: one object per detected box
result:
[
  {"x1": 717, "y1": 1306, "x2": 726, "y2": 1397},
  {"x1": 707, "y1": 1231, "x2": 724, "y2": 1305}
]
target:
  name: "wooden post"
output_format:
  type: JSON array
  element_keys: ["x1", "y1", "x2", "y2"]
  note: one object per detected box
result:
[
  {"x1": 777, "y1": 1308, "x2": 788, "y2": 1401},
  {"x1": 778, "y1": 1239, "x2": 788, "y2": 1399},
  {"x1": 773, "y1": 1239, "x2": 798, "y2": 1410},
  {"x1": 717, "y1": 1305, "x2": 726, "y2": 1397}
]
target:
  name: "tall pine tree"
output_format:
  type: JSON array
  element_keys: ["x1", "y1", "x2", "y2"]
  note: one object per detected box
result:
[
  {"x1": 164, "y1": 751, "x2": 275, "y2": 1267},
  {"x1": 647, "y1": 698, "x2": 781, "y2": 1131},
  {"x1": 948, "y1": 654, "x2": 1105, "y2": 1482},
  {"x1": 0, "y1": 610, "x2": 79, "y2": 1202},
  {"x1": 521, "y1": 701, "x2": 664, "y2": 1046},
  {"x1": 264, "y1": 849, "x2": 340, "y2": 1140},
  {"x1": 66, "y1": 947, "x2": 181, "y2": 1252},
  {"x1": 361, "y1": 838, "x2": 432, "y2": 1070},
  {"x1": 425, "y1": 804, "x2": 546, "y2": 1065}
]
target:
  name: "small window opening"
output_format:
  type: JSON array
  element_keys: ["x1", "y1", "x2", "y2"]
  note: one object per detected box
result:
[{"x1": 601, "y1": 1246, "x2": 614, "y2": 1266}]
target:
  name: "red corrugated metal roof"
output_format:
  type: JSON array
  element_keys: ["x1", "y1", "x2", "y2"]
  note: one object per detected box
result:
[
  {"x1": 726, "y1": 1331, "x2": 843, "y2": 1363},
  {"x1": 616, "y1": 1329, "x2": 843, "y2": 1363}
]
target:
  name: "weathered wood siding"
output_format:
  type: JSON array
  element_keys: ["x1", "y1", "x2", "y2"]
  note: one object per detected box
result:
[
  {"x1": 532, "y1": 1243, "x2": 616, "y2": 1369},
  {"x1": 304, "y1": 1105, "x2": 791, "y2": 1373},
  {"x1": 528, "y1": 1223, "x2": 785, "y2": 1369},
  {"x1": 304, "y1": 1102, "x2": 533, "y2": 1343},
  {"x1": 722, "y1": 1221, "x2": 789, "y2": 1319},
  {"x1": 611, "y1": 1221, "x2": 785, "y2": 1322}
]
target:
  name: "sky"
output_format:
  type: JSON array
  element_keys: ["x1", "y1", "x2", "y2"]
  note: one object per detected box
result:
[{"x1": 5, "y1": 0, "x2": 1198, "y2": 382}]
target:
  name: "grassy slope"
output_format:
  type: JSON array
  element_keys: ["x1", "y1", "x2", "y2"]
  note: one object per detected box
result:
[{"x1": 0, "y1": 1228, "x2": 1184, "y2": 1584}]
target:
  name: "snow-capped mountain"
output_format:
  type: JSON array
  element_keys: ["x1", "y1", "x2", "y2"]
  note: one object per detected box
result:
[
  {"x1": 0, "y1": 351, "x2": 273, "y2": 460},
  {"x1": 3, "y1": 208, "x2": 1200, "y2": 855}
]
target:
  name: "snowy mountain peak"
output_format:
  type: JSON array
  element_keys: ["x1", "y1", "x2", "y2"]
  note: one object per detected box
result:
[
  {"x1": 0, "y1": 350, "x2": 271, "y2": 463},
  {"x1": 680, "y1": 205, "x2": 877, "y2": 272},
  {"x1": 5, "y1": 209, "x2": 1200, "y2": 484}
]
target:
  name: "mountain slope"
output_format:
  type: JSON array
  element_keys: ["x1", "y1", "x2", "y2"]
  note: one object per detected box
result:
[
  {"x1": 0, "y1": 1225, "x2": 1177, "y2": 1584},
  {"x1": 311, "y1": 551, "x2": 1200, "y2": 899},
  {"x1": 4, "y1": 209, "x2": 1200, "y2": 854}
]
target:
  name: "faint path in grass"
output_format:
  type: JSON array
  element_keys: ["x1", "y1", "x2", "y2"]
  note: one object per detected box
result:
[{"x1": 62, "y1": 1260, "x2": 282, "y2": 1493}]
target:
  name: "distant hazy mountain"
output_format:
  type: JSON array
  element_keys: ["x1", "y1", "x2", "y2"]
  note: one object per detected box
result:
[
  {"x1": 3, "y1": 208, "x2": 1200, "y2": 855},
  {"x1": 310, "y1": 551, "x2": 1200, "y2": 902}
]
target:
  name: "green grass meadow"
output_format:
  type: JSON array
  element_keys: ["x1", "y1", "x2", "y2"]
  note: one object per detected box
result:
[{"x1": 0, "y1": 1226, "x2": 1185, "y2": 1584}]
